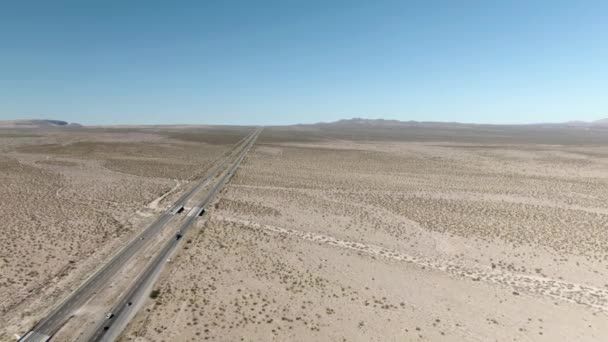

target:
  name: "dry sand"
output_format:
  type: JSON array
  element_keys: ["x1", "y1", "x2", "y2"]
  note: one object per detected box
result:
[
  {"x1": 121, "y1": 128, "x2": 608, "y2": 341},
  {"x1": 0, "y1": 127, "x2": 249, "y2": 340}
]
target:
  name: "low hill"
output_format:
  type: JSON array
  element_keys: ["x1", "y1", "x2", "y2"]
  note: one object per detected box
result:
[
  {"x1": 311, "y1": 117, "x2": 608, "y2": 128},
  {"x1": 0, "y1": 119, "x2": 82, "y2": 129},
  {"x1": 309, "y1": 118, "x2": 471, "y2": 128}
]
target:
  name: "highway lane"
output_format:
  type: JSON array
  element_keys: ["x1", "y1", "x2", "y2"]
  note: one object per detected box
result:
[
  {"x1": 167, "y1": 131, "x2": 254, "y2": 214},
  {"x1": 88, "y1": 128, "x2": 262, "y2": 342},
  {"x1": 19, "y1": 213, "x2": 175, "y2": 342},
  {"x1": 19, "y1": 129, "x2": 259, "y2": 342}
]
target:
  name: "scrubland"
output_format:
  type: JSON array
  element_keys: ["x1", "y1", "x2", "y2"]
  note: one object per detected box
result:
[
  {"x1": 0, "y1": 126, "x2": 248, "y2": 339},
  {"x1": 122, "y1": 126, "x2": 608, "y2": 341}
]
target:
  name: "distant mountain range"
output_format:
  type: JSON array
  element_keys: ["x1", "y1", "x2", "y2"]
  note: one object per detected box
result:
[
  {"x1": 308, "y1": 118, "x2": 467, "y2": 128},
  {"x1": 0, "y1": 119, "x2": 82, "y2": 128},
  {"x1": 563, "y1": 118, "x2": 608, "y2": 127},
  {"x1": 309, "y1": 117, "x2": 608, "y2": 128},
  {"x1": 1, "y1": 117, "x2": 607, "y2": 129}
]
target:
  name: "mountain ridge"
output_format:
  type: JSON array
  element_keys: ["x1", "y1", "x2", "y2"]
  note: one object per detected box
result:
[
  {"x1": 306, "y1": 117, "x2": 608, "y2": 128},
  {"x1": 1, "y1": 117, "x2": 607, "y2": 128},
  {"x1": 0, "y1": 119, "x2": 83, "y2": 128}
]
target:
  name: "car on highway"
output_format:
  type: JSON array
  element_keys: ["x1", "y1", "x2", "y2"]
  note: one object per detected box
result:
[{"x1": 105, "y1": 313, "x2": 114, "y2": 319}]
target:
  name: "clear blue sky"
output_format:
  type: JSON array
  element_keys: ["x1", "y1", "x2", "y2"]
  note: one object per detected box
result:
[{"x1": 1, "y1": 0, "x2": 607, "y2": 125}]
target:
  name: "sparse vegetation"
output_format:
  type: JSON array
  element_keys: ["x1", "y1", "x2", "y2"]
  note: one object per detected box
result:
[
  {"x1": 0, "y1": 127, "x2": 248, "y2": 340},
  {"x1": 119, "y1": 126, "x2": 608, "y2": 342},
  {"x1": 150, "y1": 289, "x2": 161, "y2": 299},
  {"x1": 4, "y1": 125, "x2": 608, "y2": 341}
]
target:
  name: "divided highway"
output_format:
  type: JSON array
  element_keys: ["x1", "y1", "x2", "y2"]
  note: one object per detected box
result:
[
  {"x1": 19, "y1": 128, "x2": 261, "y2": 342},
  {"x1": 89, "y1": 127, "x2": 261, "y2": 341}
]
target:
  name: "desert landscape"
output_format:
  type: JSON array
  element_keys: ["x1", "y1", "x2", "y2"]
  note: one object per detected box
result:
[
  {"x1": 112, "y1": 121, "x2": 608, "y2": 341},
  {"x1": 4, "y1": 2, "x2": 607, "y2": 341},
  {"x1": 2, "y1": 120, "x2": 608, "y2": 341},
  {"x1": 0, "y1": 123, "x2": 251, "y2": 340}
]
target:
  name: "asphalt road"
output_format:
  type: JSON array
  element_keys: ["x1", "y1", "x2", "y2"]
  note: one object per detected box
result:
[
  {"x1": 19, "y1": 129, "x2": 260, "y2": 342},
  {"x1": 88, "y1": 127, "x2": 261, "y2": 342}
]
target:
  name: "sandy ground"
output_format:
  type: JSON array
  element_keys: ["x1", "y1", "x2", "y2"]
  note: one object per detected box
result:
[
  {"x1": 121, "y1": 130, "x2": 608, "y2": 341},
  {"x1": 0, "y1": 127, "x2": 248, "y2": 340}
]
